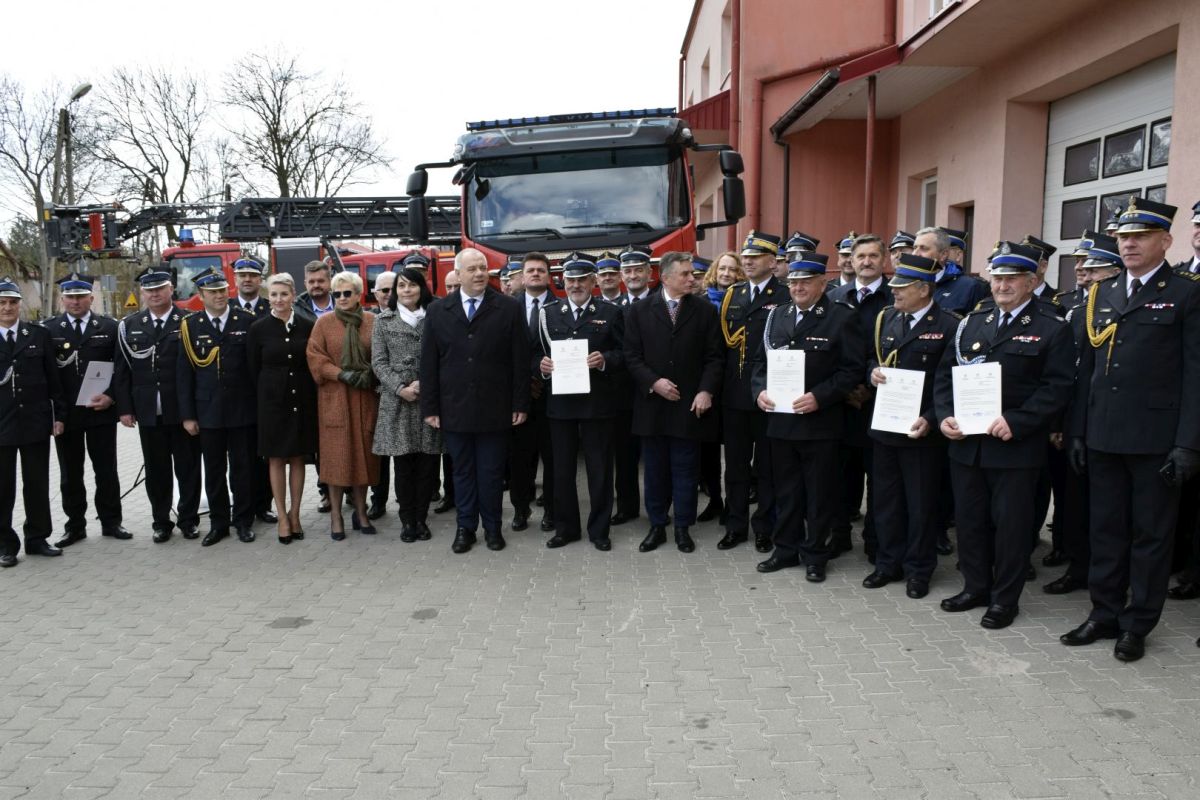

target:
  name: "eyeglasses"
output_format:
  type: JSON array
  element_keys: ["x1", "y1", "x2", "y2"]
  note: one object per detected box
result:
[
  {"x1": 374, "y1": 287, "x2": 392, "y2": 294},
  {"x1": 331, "y1": 290, "x2": 356, "y2": 299}
]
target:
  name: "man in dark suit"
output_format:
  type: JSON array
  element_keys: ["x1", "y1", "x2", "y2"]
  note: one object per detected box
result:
[
  {"x1": 177, "y1": 267, "x2": 259, "y2": 546},
  {"x1": 230, "y1": 257, "x2": 277, "y2": 525},
  {"x1": 1063, "y1": 198, "x2": 1200, "y2": 662},
  {"x1": 537, "y1": 254, "x2": 625, "y2": 550},
  {"x1": 0, "y1": 277, "x2": 66, "y2": 565},
  {"x1": 509, "y1": 252, "x2": 559, "y2": 533},
  {"x1": 624, "y1": 251, "x2": 723, "y2": 554},
  {"x1": 752, "y1": 253, "x2": 865, "y2": 581},
  {"x1": 863, "y1": 254, "x2": 960, "y2": 599},
  {"x1": 1023, "y1": 235, "x2": 1059, "y2": 301},
  {"x1": 114, "y1": 266, "x2": 202, "y2": 543},
  {"x1": 421, "y1": 247, "x2": 531, "y2": 554},
  {"x1": 1167, "y1": 201, "x2": 1200, "y2": 602},
  {"x1": 934, "y1": 242, "x2": 1075, "y2": 630},
  {"x1": 1171, "y1": 200, "x2": 1199, "y2": 275},
  {"x1": 46, "y1": 273, "x2": 131, "y2": 547},
  {"x1": 719, "y1": 231, "x2": 785, "y2": 552}
]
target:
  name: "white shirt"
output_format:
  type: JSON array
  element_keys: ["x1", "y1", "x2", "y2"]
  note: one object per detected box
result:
[
  {"x1": 1127, "y1": 263, "x2": 1164, "y2": 297},
  {"x1": 0, "y1": 323, "x2": 18, "y2": 341},
  {"x1": 525, "y1": 291, "x2": 550, "y2": 322},
  {"x1": 661, "y1": 288, "x2": 684, "y2": 306},
  {"x1": 994, "y1": 298, "x2": 1032, "y2": 329},
  {"x1": 1033, "y1": 282, "x2": 1049, "y2": 297},
  {"x1": 901, "y1": 301, "x2": 935, "y2": 329},
  {"x1": 461, "y1": 291, "x2": 484, "y2": 317},
  {"x1": 68, "y1": 311, "x2": 92, "y2": 330},
  {"x1": 237, "y1": 295, "x2": 260, "y2": 313},
  {"x1": 854, "y1": 276, "x2": 883, "y2": 298},
  {"x1": 628, "y1": 289, "x2": 651, "y2": 303},
  {"x1": 208, "y1": 307, "x2": 231, "y2": 330},
  {"x1": 1187, "y1": 255, "x2": 1199, "y2": 274},
  {"x1": 310, "y1": 297, "x2": 334, "y2": 316}
]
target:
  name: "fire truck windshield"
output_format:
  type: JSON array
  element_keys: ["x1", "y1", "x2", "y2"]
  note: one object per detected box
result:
[
  {"x1": 467, "y1": 147, "x2": 688, "y2": 243},
  {"x1": 169, "y1": 255, "x2": 223, "y2": 301}
]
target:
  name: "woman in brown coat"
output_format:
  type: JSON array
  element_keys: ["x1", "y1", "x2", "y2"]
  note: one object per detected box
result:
[{"x1": 306, "y1": 270, "x2": 380, "y2": 540}]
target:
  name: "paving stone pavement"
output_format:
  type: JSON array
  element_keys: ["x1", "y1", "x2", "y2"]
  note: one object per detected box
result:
[{"x1": 2, "y1": 426, "x2": 1200, "y2": 799}]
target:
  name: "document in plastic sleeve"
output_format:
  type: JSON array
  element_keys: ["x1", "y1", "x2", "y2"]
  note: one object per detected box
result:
[
  {"x1": 952, "y1": 362, "x2": 1002, "y2": 436},
  {"x1": 766, "y1": 350, "x2": 806, "y2": 413},
  {"x1": 871, "y1": 367, "x2": 926, "y2": 435}
]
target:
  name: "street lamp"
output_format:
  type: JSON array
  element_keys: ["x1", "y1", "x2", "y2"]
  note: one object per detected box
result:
[{"x1": 45, "y1": 81, "x2": 92, "y2": 316}]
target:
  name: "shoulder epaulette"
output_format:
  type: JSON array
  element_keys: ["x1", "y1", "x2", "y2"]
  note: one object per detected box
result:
[
  {"x1": 966, "y1": 304, "x2": 991, "y2": 316},
  {"x1": 940, "y1": 308, "x2": 963, "y2": 321},
  {"x1": 832, "y1": 298, "x2": 855, "y2": 310},
  {"x1": 1180, "y1": 271, "x2": 1200, "y2": 282}
]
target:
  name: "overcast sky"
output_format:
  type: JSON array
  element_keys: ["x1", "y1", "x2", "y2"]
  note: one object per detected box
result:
[{"x1": 1, "y1": 0, "x2": 695, "y2": 221}]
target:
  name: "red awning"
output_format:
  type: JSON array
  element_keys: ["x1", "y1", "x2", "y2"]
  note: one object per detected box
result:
[{"x1": 679, "y1": 89, "x2": 730, "y2": 136}]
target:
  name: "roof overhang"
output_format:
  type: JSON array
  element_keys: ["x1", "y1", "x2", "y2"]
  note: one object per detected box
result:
[{"x1": 679, "y1": 89, "x2": 730, "y2": 142}]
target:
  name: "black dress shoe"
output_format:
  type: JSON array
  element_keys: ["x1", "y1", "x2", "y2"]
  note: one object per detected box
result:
[
  {"x1": 1167, "y1": 581, "x2": 1200, "y2": 600},
  {"x1": 235, "y1": 527, "x2": 255, "y2": 543},
  {"x1": 906, "y1": 579, "x2": 929, "y2": 599},
  {"x1": 936, "y1": 537, "x2": 954, "y2": 556},
  {"x1": 747, "y1": 486, "x2": 758, "y2": 505},
  {"x1": 716, "y1": 531, "x2": 747, "y2": 550},
  {"x1": 102, "y1": 527, "x2": 133, "y2": 540},
  {"x1": 400, "y1": 524, "x2": 417, "y2": 543},
  {"x1": 181, "y1": 526, "x2": 200, "y2": 540},
  {"x1": 451, "y1": 528, "x2": 476, "y2": 553},
  {"x1": 828, "y1": 538, "x2": 851, "y2": 558},
  {"x1": 535, "y1": 493, "x2": 545, "y2": 507},
  {"x1": 1041, "y1": 549, "x2": 1067, "y2": 567},
  {"x1": 1113, "y1": 632, "x2": 1146, "y2": 662},
  {"x1": 865, "y1": 547, "x2": 877, "y2": 566},
  {"x1": 485, "y1": 531, "x2": 507, "y2": 551},
  {"x1": 674, "y1": 527, "x2": 695, "y2": 553},
  {"x1": 365, "y1": 502, "x2": 386, "y2": 521},
  {"x1": 806, "y1": 564, "x2": 826, "y2": 583},
  {"x1": 1044, "y1": 573, "x2": 1087, "y2": 595},
  {"x1": 939, "y1": 591, "x2": 988, "y2": 613},
  {"x1": 152, "y1": 528, "x2": 172, "y2": 544},
  {"x1": 754, "y1": 535, "x2": 772, "y2": 554},
  {"x1": 980, "y1": 604, "x2": 1019, "y2": 629},
  {"x1": 545, "y1": 534, "x2": 579, "y2": 549},
  {"x1": 697, "y1": 499, "x2": 724, "y2": 523},
  {"x1": 0, "y1": 554, "x2": 16, "y2": 567},
  {"x1": 257, "y1": 509, "x2": 278, "y2": 524},
  {"x1": 1025, "y1": 563, "x2": 1037, "y2": 581},
  {"x1": 610, "y1": 511, "x2": 638, "y2": 526},
  {"x1": 1060, "y1": 620, "x2": 1119, "y2": 646},
  {"x1": 433, "y1": 498, "x2": 455, "y2": 514},
  {"x1": 638, "y1": 525, "x2": 667, "y2": 552},
  {"x1": 756, "y1": 554, "x2": 799, "y2": 573},
  {"x1": 539, "y1": 515, "x2": 555, "y2": 532},
  {"x1": 54, "y1": 531, "x2": 86, "y2": 548},
  {"x1": 512, "y1": 510, "x2": 530, "y2": 532},
  {"x1": 201, "y1": 529, "x2": 228, "y2": 547},
  {"x1": 414, "y1": 521, "x2": 432, "y2": 541},
  {"x1": 593, "y1": 538, "x2": 611, "y2": 551},
  {"x1": 25, "y1": 540, "x2": 62, "y2": 556},
  {"x1": 862, "y1": 570, "x2": 902, "y2": 589}
]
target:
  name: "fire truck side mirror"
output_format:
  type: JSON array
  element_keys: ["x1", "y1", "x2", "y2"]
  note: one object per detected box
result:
[
  {"x1": 719, "y1": 150, "x2": 744, "y2": 176},
  {"x1": 722, "y1": 177, "x2": 746, "y2": 222},
  {"x1": 407, "y1": 170, "x2": 429, "y2": 196},
  {"x1": 408, "y1": 196, "x2": 429, "y2": 243}
]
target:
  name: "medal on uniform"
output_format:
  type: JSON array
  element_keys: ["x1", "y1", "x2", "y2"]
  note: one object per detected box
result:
[
  {"x1": 971, "y1": 342, "x2": 981, "y2": 351},
  {"x1": 1020, "y1": 315, "x2": 1031, "y2": 325}
]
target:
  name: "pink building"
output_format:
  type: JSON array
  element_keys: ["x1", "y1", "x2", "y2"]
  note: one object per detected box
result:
[{"x1": 680, "y1": 0, "x2": 1199, "y2": 288}]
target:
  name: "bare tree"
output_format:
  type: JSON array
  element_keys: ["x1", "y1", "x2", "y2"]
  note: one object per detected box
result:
[{"x1": 224, "y1": 52, "x2": 388, "y2": 198}]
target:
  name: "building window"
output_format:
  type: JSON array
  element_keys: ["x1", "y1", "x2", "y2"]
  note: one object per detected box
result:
[
  {"x1": 921, "y1": 176, "x2": 938, "y2": 229},
  {"x1": 1146, "y1": 184, "x2": 1167, "y2": 204},
  {"x1": 1060, "y1": 197, "x2": 1096, "y2": 240},
  {"x1": 929, "y1": 0, "x2": 954, "y2": 17},
  {"x1": 1148, "y1": 118, "x2": 1171, "y2": 168},
  {"x1": 1063, "y1": 139, "x2": 1100, "y2": 185},
  {"x1": 1102, "y1": 125, "x2": 1145, "y2": 178}
]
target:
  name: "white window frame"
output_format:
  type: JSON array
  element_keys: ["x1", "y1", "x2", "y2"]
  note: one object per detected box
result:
[{"x1": 921, "y1": 176, "x2": 938, "y2": 228}]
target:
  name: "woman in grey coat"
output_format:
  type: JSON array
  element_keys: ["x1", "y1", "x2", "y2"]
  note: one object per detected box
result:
[{"x1": 372, "y1": 267, "x2": 442, "y2": 542}]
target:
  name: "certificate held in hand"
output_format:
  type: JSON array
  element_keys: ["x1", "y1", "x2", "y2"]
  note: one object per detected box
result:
[
  {"x1": 75, "y1": 360, "x2": 113, "y2": 406},
  {"x1": 871, "y1": 367, "x2": 925, "y2": 435},
  {"x1": 550, "y1": 339, "x2": 590, "y2": 395},
  {"x1": 952, "y1": 362, "x2": 1002, "y2": 435},
  {"x1": 766, "y1": 350, "x2": 806, "y2": 413}
]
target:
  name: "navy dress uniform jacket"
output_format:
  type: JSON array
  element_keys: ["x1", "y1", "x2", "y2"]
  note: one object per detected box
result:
[
  {"x1": 720, "y1": 276, "x2": 786, "y2": 411},
  {"x1": 749, "y1": 294, "x2": 865, "y2": 442},
  {"x1": 934, "y1": 304, "x2": 1075, "y2": 468},
  {"x1": 114, "y1": 309, "x2": 189, "y2": 426},
  {"x1": 538, "y1": 298, "x2": 625, "y2": 420},
  {"x1": 624, "y1": 291, "x2": 723, "y2": 441},
  {"x1": 0, "y1": 323, "x2": 66, "y2": 446},
  {"x1": 44, "y1": 313, "x2": 119, "y2": 429},
  {"x1": 176, "y1": 308, "x2": 258, "y2": 429},
  {"x1": 419, "y1": 288, "x2": 531, "y2": 433}
]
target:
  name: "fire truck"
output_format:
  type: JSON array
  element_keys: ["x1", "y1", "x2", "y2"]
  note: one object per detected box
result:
[{"x1": 403, "y1": 108, "x2": 746, "y2": 274}]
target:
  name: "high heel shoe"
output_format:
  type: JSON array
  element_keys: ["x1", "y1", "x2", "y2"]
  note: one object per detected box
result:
[
  {"x1": 331, "y1": 515, "x2": 346, "y2": 541},
  {"x1": 351, "y1": 511, "x2": 362, "y2": 531},
  {"x1": 278, "y1": 519, "x2": 292, "y2": 544}
]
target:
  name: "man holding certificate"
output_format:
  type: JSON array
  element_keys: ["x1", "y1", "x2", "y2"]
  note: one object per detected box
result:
[
  {"x1": 863, "y1": 254, "x2": 961, "y2": 599},
  {"x1": 537, "y1": 254, "x2": 626, "y2": 551},
  {"x1": 751, "y1": 253, "x2": 865, "y2": 582},
  {"x1": 933, "y1": 242, "x2": 1074, "y2": 630}
]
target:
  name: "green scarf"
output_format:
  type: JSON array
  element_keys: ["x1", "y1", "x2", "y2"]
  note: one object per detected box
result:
[{"x1": 335, "y1": 307, "x2": 370, "y2": 374}]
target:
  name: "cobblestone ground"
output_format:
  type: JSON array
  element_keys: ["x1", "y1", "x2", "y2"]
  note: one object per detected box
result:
[{"x1": 2, "y1": 427, "x2": 1199, "y2": 799}]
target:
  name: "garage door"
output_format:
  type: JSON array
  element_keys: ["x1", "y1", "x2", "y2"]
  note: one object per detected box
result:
[{"x1": 1041, "y1": 54, "x2": 1174, "y2": 289}]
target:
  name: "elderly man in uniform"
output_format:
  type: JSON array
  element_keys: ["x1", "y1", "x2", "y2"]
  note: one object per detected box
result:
[
  {"x1": 114, "y1": 266, "x2": 202, "y2": 543},
  {"x1": 178, "y1": 267, "x2": 259, "y2": 547},
  {"x1": 46, "y1": 273, "x2": 131, "y2": 547},
  {"x1": 934, "y1": 241, "x2": 1075, "y2": 630},
  {"x1": 753, "y1": 253, "x2": 864, "y2": 581},
  {"x1": 624, "y1": 251, "x2": 723, "y2": 554},
  {"x1": 863, "y1": 254, "x2": 960, "y2": 598},
  {"x1": 537, "y1": 254, "x2": 626, "y2": 550},
  {"x1": 0, "y1": 278, "x2": 66, "y2": 566},
  {"x1": 231, "y1": 257, "x2": 277, "y2": 525},
  {"x1": 718, "y1": 232, "x2": 785, "y2": 553},
  {"x1": 1063, "y1": 199, "x2": 1200, "y2": 661}
]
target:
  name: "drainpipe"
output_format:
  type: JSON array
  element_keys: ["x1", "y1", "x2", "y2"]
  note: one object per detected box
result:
[
  {"x1": 864, "y1": 74, "x2": 877, "y2": 231},
  {"x1": 678, "y1": 56, "x2": 684, "y2": 112},
  {"x1": 727, "y1": 0, "x2": 741, "y2": 250},
  {"x1": 781, "y1": 141, "x2": 791, "y2": 234}
]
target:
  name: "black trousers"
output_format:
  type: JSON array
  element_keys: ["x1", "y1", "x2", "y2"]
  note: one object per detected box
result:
[
  {"x1": 723, "y1": 407, "x2": 775, "y2": 539},
  {"x1": 395, "y1": 452, "x2": 440, "y2": 524},
  {"x1": 509, "y1": 402, "x2": 554, "y2": 517},
  {"x1": 699, "y1": 441, "x2": 722, "y2": 502},
  {"x1": 1086, "y1": 450, "x2": 1179, "y2": 635},
  {"x1": 1060, "y1": 462, "x2": 1091, "y2": 582},
  {"x1": 1172, "y1": 475, "x2": 1200, "y2": 578},
  {"x1": 952, "y1": 462, "x2": 1040, "y2": 608},
  {"x1": 642, "y1": 435, "x2": 700, "y2": 528},
  {"x1": 871, "y1": 443, "x2": 943, "y2": 582},
  {"x1": 138, "y1": 422, "x2": 202, "y2": 531},
  {"x1": 1031, "y1": 444, "x2": 1068, "y2": 550},
  {"x1": 769, "y1": 438, "x2": 839, "y2": 566},
  {"x1": 832, "y1": 443, "x2": 874, "y2": 550},
  {"x1": 55, "y1": 424, "x2": 122, "y2": 533},
  {"x1": 550, "y1": 417, "x2": 614, "y2": 542},
  {"x1": 611, "y1": 409, "x2": 640, "y2": 517},
  {"x1": 445, "y1": 430, "x2": 509, "y2": 534},
  {"x1": 0, "y1": 441, "x2": 52, "y2": 554},
  {"x1": 198, "y1": 426, "x2": 256, "y2": 531}
]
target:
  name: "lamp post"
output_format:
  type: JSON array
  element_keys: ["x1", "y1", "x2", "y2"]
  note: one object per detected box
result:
[{"x1": 45, "y1": 82, "x2": 92, "y2": 317}]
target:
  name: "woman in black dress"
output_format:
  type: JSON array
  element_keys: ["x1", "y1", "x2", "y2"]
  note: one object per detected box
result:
[{"x1": 247, "y1": 273, "x2": 318, "y2": 543}]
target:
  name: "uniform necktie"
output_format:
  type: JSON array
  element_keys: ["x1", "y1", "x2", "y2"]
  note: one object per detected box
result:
[
  {"x1": 751, "y1": 286, "x2": 760, "y2": 303},
  {"x1": 1129, "y1": 277, "x2": 1143, "y2": 297},
  {"x1": 212, "y1": 317, "x2": 222, "y2": 334},
  {"x1": 901, "y1": 314, "x2": 911, "y2": 336},
  {"x1": 858, "y1": 287, "x2": 870, "y2": 304},
  {"x1": 998, "y1": 312, "x2": 1011, "y2": 333},
  {"x1": 795, "y1": 309, "x2": 804, "y2": 326},
  {"x1": 466, "y1": 297, "x2": 477, "y2": 320},
  {"x1": 5, "y1": 330, "x2": 14, "y2": 346},
  {"x1": 574, "y1": 307, "x2": 582, "y2": 322},
  {"x1": 245, "y1": 301, "x2": 255, "y2": 313},
  {"x1": 529, "y1": 297, "x2": 539, "y2": 328},
  {"x1": 74, "y1": 317, "x2": 84, "y2": 336},
  {"x1": 668, "y1": 299, "x2": 679, "y2": 325},
  {"x1": 154, "y1": 319, "x2": 164, "y2": 336}
]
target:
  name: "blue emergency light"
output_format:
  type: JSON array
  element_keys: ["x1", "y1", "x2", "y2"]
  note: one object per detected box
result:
[{"x1": 466, "y1": 108, "x2": 677, "y2": 131}]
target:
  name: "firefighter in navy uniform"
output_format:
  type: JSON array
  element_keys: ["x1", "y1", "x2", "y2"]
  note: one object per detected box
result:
[
  {"x1": 177, "y1": 267, "x2": 259, "y2": 547},
  {"x1": 537, "y1": 254, "x2": 626, "y2": 550},
  {"x1": 230, "y1": 257, "x2": 277, "y2": 526},
  {"x1": 862, "y1": 254, "x2": 960, "y2": 599},
  {"x1": 718, "y1": 231, "x2": 785, "y2": 553},
  {"x1": 933, "y1": 242, "x2": 1075, "y2": 630},
  {"x1": 113, "y1": 266, "x2": 202, "y2": 542},
  {"x1": 46, "y1": 272, "x2": 132, "y2": 546},
  {"x1": 751, "y1": 253, "x2": 865, "y2": 582},
  {"x1": 0, "y1": 277, "x2": 66, "y2": 566},
  {"x1": 1062, "y1": 198, "x2": 1200, "y2": 662}
]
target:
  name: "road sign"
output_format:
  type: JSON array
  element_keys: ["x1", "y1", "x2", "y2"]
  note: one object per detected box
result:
[{"x1": 124, "y1": 292, "x2": 138, "y2": 310}]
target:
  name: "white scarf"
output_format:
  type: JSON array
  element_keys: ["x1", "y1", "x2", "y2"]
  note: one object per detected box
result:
[{"x1": 398, "y1": 305, "x2": 425, "y2": 328}]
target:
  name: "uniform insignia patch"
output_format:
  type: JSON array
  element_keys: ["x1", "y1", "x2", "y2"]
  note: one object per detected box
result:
[
  {"x1": 1019, "y1": 315, "x2": 1031, "y2": 325},
  {"x1": 985, "y1": 314, "x2": 994, "y2": 323},
  {"x1": 1146, "y1": 303, "x2": 1174, "y2": 310},
  {"x1": 971, "y1": 342, "x2": 981, "y2": 351},
  {"x1": 1012, "y1": 335, "x2": 1041, "y2": 343},
  {"x1": 918, "y1": 333, "x2": 944, "y2": 340}
]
